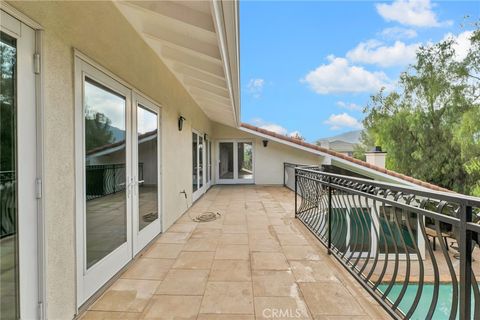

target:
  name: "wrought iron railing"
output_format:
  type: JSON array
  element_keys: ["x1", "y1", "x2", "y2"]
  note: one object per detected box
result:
[
  {"x1": 289, "y1": 164, "x2": 480, "y2": 319},
  {"x1": 86, "y1": 163, "x2": 143, "y2": 200},
  {"x1": 0, "y1": 171, "x2": 15, "y2": 238}
]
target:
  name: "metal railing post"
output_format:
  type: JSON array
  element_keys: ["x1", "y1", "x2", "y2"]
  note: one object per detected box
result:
[
  {"x1": 283, "y1": 163, "x2": 286, "y2": 187},
  {"x1": 294, "y1": 168, "x2": 298, "y2": 217},
  {"x1": 459, "y1": 204, "x2": 473, "y2": 319},
  {"x1": 328, "y1": 176, "x2": 332, "y2": 255}
]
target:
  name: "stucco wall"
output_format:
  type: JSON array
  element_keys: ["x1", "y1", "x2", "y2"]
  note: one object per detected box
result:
[
  {"x1": 8, "y1": 2, "x2": 212, "y2": 319},
  {"x1": 212, "y1": 123, "x2": 323, "y2": 184}
]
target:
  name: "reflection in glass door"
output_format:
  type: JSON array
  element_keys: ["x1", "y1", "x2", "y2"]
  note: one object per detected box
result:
[
  {"x1": 218, "y1": 141, "x2": 254, "y2": 184},
  {"x1": 1, "y1": 29, "x2": 19, "y2": 320},
  {"x1": 84, "y1": 78, "x2": 128, "y2": 268},
  {"x1": 1, "y1": 15, "x2": 38, "y2": 319},
  {"x1": 133, "y1": 99, "x2": 160, "y2": 254}
]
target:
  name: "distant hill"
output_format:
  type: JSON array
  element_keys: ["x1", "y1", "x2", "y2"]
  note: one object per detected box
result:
[
  {"x1": 110, "y1": 126, "x2": 125, "y2": 142},
  {"x1": 316, "y1": 130, "x2": 363, "y2": 145}
]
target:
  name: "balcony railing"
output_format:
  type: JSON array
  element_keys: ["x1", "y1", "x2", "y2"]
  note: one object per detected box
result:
[{"x1": 284, "y1": 163, "x2": 480, "y2": 319}]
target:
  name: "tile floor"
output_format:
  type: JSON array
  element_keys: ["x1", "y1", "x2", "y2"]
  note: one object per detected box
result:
[{"x1": 82, "y1": 185, "x2": 389, "y2": 320}]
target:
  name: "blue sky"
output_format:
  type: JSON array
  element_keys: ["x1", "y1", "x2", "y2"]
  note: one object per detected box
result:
[{"x1": 239, "y1": 0, "x2": 480, "y2": 141}]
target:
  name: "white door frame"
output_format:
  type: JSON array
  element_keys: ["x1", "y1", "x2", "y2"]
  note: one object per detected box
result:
[
  {"x1": 192, "y1": 130, "x2": 206, "y2": 201},
  {"x1": 75, "y1": 57, "x2": 133, "y2": 305},
  {"x1": 0, "y1": 9, "x2": 40, "y2": 319},
  {"x1": 132, "y1": 93, "x2": 162, "y2": 255},
  {"x1": 216, "y1": 140, "x2": 255, "y2": 184}
]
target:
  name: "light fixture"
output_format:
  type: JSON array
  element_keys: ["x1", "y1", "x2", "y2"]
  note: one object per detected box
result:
[
  {"x1": 178, "y1": 116, "x2": 185, "y2": 131},
  {"x1": 262, "y1": 140, "x2": 268, "y2": 147}
]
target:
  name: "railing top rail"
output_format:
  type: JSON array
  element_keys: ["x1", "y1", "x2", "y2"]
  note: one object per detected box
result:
[{"x1": 296, "y1": 167, "x2": 480, "y2": 208}]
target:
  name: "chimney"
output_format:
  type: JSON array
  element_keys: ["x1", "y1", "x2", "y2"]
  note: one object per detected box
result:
[{"x1": 365, "y1": 146, "x2": 386, "y2": 169}]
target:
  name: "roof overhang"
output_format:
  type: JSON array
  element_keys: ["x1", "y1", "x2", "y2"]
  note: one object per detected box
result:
[{"x1": 115, "y1": 0, "x2": 240, "y2": 126}]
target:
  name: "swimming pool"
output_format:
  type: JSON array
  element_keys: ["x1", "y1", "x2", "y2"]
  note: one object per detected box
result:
[{"x1": 378, "y1": 283, "x2": 477, "y2": 319}]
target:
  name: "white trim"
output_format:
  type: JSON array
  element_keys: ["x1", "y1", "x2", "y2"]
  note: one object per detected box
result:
[
  {"x1": 0, "y1": 1, "x2": 43, "y2": 30},
  {"x1": 216, "y1": 139, "x2": 255, "y2": 184},
  {"x1": 211, "y1": 0, "x2": 238, "y2": 126}
]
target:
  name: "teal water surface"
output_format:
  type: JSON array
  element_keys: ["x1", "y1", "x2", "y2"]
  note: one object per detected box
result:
[{"x1": 378, "y1": 283, "x2": 477, "y2": 319}]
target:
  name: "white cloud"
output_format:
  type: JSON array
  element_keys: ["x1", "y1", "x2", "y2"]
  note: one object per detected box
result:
[
  {"x1": 324, "y1": 113, "x2": 363, "y2": 131},
  {"x1": 380, "y1": 27, "x2": 418, "y2": 40},
  {"x1": 336, "y1": 101, "x2": 363, "y2": 111},
  {"x1": 347, "y1": 40, "x2": 420, "y2": 67},
  {"x1": 376, "y1": 0, "x2": 452, "y2": 27},
  {"x1": 251, "y1": 118, "x2": 301, "y2": 137},
  {"x1": 247, "y1": 78, "x2": 265, "y2": 98},
  {"x1": 302, "y1": 55, "x2": 390, "y2": 94},
  {"x1": 442, "y1": 30, "x2": 473, "y2": 61}
]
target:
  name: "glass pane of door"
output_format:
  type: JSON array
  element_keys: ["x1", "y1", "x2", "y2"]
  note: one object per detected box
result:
[
  {"x1": 84, "y1": 78, "x2": 127, "y2": 269},
  {"x1": 198, "y1": 135, "x2": 203, "y2": 188},
  {"x1": 208, "y1": 141, "x2": 212, "y2": 183},
  {"x1": 237, "y1": 142, "x2": 253, "y2": 180},
  {"x1": 219, "y1": 142, "x2": 234, "y2": 180},
  {"x1": 0, "y1": 31, "x2": 18, "y2": 320},
  {"x1": 137, "y1": 105, "x2": 158, "y2": 231},
  {"x1": 192, "y1": 133, "x2": 198, "y2": 192}
]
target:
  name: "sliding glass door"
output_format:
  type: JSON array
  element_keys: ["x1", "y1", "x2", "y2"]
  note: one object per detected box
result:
[
  {"x1": 76, "y1": 57, "x2": 162, "y2": 304},
  {"x1": 217, "y1": 141, "x2": 254, "y2": 184}
]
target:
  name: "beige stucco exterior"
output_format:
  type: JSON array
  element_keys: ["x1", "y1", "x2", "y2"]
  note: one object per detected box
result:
[{"x1": 8, "y1": 2, "x2": 214, "y2": 318}]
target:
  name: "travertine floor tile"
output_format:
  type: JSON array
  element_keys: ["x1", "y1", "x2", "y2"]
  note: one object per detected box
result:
[
  {"x1": 90, "y1": 279, "x2": 160, "y2": 312},
  {"x1": 254, "y1": 297, "x2": 311, "y2": 320},
  {"x1": 121, "y1": 258, "x2": 174, "y2": 280},
  {"x1": 209, "y1": 260, "x2": 251, "y2": 281},
  {"x1": 252, "y1": 270, "x2": 298, "y2": 297},
  {"x1": 290, "y1": 261, "x2": 340, "y2": 282},
  {"x1": 282, "y1": 246, "x2": 322, "y2": 261},
  {"x1": 219, "y1": 233, "x2": 249, "y2": 244},
  {"x1": 156, "y1": 232, "x2": 190, "y2": 244},
  {"x1": 80, "y1": 311, "x2": 140, "y2": 319},
  {"x1": 182, "y1": 238, "x2": 219, "y2": 252},
  {"x1": 251, "y1": 252, "x2": 290, "y2": 271},
  {"x1": 156, "y1": 269, "x2": 209, "y2": 295},
  {"x1": 143, "y1": 243, "x2": 183, "y2": 259},
  {"x1": 277, "y1": 233, "x2": 309, "y2": 246},
  {"x1": 249, "y1": 238, "x2": 282, "y2": 252},
  {"x1": 167, "y1": 223, "x2": 197, "y2": 233},
  {"x1": 84, "y1": 186, "x2": 388, "y2": 320},
  {"x1": 141, "y1": 295, "x2": 202, "y2": 319},
  {"x1": 299, "y1": 282, "x2": 366, "y2": 316},
  {"x1": 200, "y1": 282, "x2": 254, "y2": 314},
  {"x1": 215, "y1": 244, "x2": 250, "y2": 260},
  {"x1": 197, "y1": 314, "x2": 254, "y2": 320},
  {"x1": 172, "y1": 252, "x2": 215, "y2": 269}
]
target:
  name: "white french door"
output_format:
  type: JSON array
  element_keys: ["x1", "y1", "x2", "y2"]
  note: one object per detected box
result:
[
  {"x1": 132, "y1": 94, "x2": 161, "y2": 255},
  {"x1": 217, "y1": 140, "x2": 254, "y2": 184},
  {"x1": 192, "y1": 130, "x2": 206, "y2": 201},
  {"x1": 0, "y1": 11, "x2": 39, "y2": 319},
  {"x1": 75, "y1": 57, "x2": 162, "y2": 305}
]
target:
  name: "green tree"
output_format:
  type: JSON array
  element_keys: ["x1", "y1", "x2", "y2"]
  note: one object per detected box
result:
[
  {"x1": 362, "y1": 26, "x2": 480, "y2": 195},
  {"x1": 85, "y1": 107, "x2": 115, "y2": 152}
]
